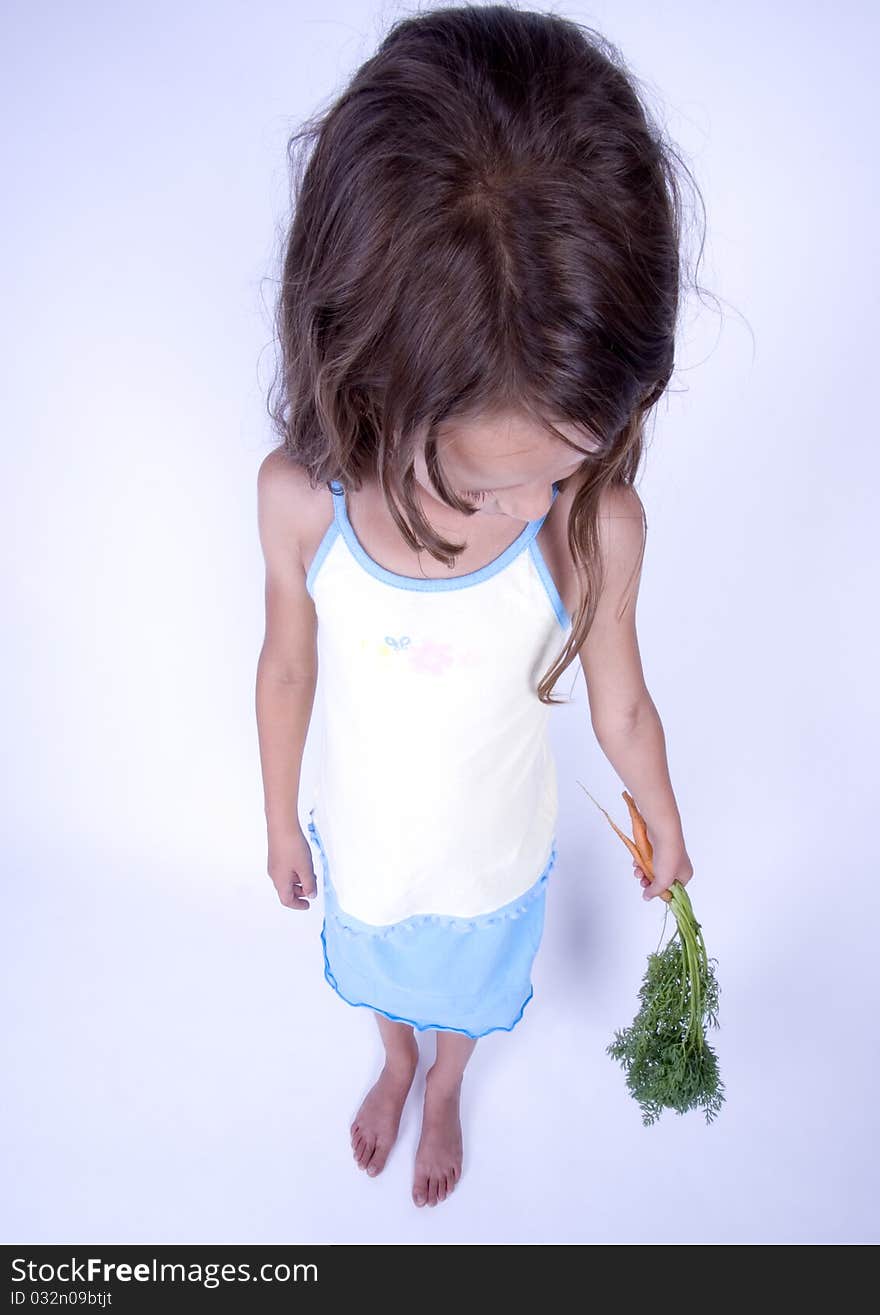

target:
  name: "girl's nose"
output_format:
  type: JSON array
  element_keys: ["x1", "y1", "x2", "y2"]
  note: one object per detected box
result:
[{"x1": 494, "y1": 485, "x2": 554, "y2": 522}]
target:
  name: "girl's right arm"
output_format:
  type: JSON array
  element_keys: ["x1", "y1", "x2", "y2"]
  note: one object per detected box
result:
[{"x1": 255, "y1": 448, "x2": 320, "y2": 910}]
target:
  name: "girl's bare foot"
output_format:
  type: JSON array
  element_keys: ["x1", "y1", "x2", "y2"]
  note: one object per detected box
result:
[
  {"x1": 350, "y1": 1043, "x2": 419, "y2": 1177},
  {"x1": 412, "y1": 1066, "x2": 463, "y2": 1207}
]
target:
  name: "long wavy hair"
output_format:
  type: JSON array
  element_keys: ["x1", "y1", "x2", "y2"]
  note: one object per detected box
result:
[{"x1": 267, "y1": 2, "x2": 709, "y2": 704}]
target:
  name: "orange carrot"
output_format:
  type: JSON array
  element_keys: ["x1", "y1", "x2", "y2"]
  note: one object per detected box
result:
[
  {"x1": 578, "y1": 782, "x2": 671, "y2": 903},
  {"x1": 623, "y1": 790, "x2": 653, "y2": 870}
]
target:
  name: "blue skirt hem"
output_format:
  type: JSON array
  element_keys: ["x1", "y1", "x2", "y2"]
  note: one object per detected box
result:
[
  {"x1": 308, "y1": 808, "x2": 550, "y2": 1038},
  {"x1": 320, "y1": 923, "x2": 535, "y2": 1038}
]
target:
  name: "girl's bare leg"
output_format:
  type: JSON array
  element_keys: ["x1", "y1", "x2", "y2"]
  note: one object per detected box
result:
[
  {"x1": 350, "y1": 1013, "x2": 419, "y2": 1177},
  {"x1": 412, "y1": 1030, "x2": 477, "y2": 1207}
]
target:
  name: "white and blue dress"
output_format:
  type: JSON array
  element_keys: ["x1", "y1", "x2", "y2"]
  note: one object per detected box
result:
[{"x1": 304, "y1": 479, "x2": 572, "y2": 1038}]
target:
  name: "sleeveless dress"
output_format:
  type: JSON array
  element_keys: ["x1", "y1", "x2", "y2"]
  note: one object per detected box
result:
[{"x1": 304, "y1": 479, "x2": 573, "y2": 1038}]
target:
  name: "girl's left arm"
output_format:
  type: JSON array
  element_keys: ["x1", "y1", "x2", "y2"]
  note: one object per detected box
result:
[{"x1": 577, "y1": 484, "x2": 694, "y2": 901}]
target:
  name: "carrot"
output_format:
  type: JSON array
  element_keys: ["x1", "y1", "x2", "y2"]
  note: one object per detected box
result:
[
  {"x1": 623, "y1": 790, "x2": 653, "y2": 871},
  {"x1": 578, "y1": 780, "x2": 724, "y2": 1125},
  {"x1": 578, "y1": 783, "x2": 670, "y2": 902}
]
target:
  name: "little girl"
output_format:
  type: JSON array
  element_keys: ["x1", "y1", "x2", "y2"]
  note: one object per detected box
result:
[{"x1": 256, "y1": 4, "x2": 694, "y2": 1209}]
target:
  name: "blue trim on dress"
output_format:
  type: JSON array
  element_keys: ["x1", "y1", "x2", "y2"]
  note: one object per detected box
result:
[
  {"x1": 528, "y1": 539, "x2": 572, "y2": 632},
  {"x1": 325, "y1": 479, "x2": 560, "y2": 593},
  {"x1": 305, "y1": 514, "x2": 340, "y2": 599},
  {"x1": 306, "y1": 807, "x2": 552, "y2": 1037}
]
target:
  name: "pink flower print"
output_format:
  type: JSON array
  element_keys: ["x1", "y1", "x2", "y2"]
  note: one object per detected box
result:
[{"x1": 408, "y1": 638, "x2": 454, "y2": 675}]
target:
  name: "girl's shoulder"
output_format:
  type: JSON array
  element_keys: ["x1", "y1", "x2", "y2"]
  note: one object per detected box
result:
[
  {"x1": 537, "y1": 474, "x2": 645, "y2": 620},
  {"x1": 549, "y1": 471, "x2": 644, "y2": 538},
  {"x1": 257, "y1": 447, "x2": 333, "y2": 576},
  {"x1": 553, "y1": 470, "x2": 644, "y2": 516}
]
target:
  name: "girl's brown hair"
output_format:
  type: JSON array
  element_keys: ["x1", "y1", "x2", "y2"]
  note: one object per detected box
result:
[{"x1": 267, "y1": 3, "x2": 708, "y2": 704}]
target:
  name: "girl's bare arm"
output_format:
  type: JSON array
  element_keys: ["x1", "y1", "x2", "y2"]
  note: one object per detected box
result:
[
  {"x1": 255, "y1": 448, "x2": 320, "y2": 907},
  {"x1": 579, "y1": 485, "x2": 693, "y2": 899}
]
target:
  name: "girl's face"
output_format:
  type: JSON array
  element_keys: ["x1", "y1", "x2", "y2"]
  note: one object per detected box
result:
[{"x1": 412, "y1": 408, "x2": 598, "y2": 524}]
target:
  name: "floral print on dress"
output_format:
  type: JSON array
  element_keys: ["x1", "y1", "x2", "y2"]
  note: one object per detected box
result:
[
  {"x1": 383, "y1": 634, "x2": 411, "y2": 654},
  {"x1": 358, "y1": 633, "x2": 483, "y2": 675},
  {"x1": 407, "y1": 638, "x2": 454, "y2": 675}
]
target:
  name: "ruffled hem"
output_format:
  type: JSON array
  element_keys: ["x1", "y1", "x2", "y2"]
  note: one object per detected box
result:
[
  {"x1": 320, "y1": 923, "x2": 535, "y2": 1038},
  {"x1": 307, "y1": 805, "x2": 552, "y2": 1036}
]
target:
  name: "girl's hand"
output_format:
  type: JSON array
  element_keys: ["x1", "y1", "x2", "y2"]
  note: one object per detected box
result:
[
  {"x1": 267, "y1": 825, "x2": 318, "y2": 910},
  {"x1": 634, "y1": 836, "x2": 693, "y2": 902}
]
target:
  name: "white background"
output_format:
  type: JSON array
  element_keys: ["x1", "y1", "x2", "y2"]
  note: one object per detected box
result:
[{"x1": 3, "y1": 0, "x2": 878, "y2": 1244}]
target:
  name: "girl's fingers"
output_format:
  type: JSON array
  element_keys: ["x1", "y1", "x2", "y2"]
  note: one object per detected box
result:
[{"x1": 633, "y1": 862, "x2": 653, "y2": 891}]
